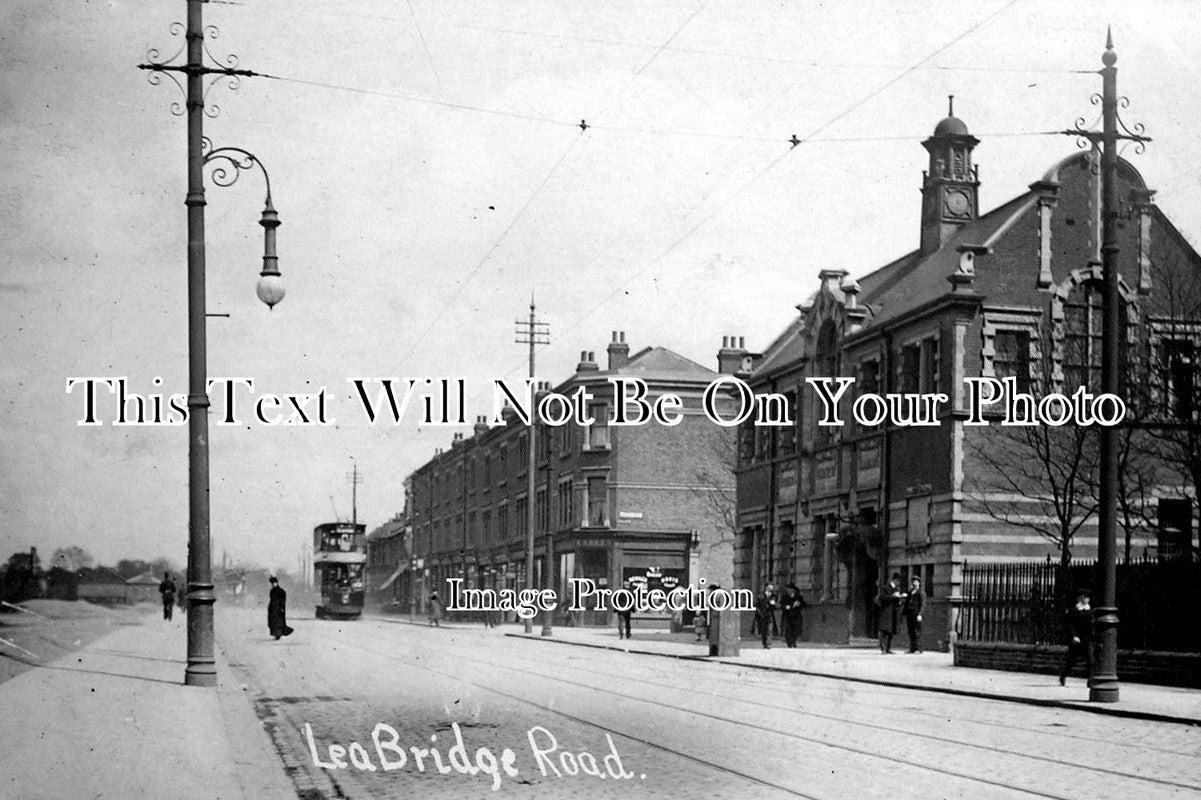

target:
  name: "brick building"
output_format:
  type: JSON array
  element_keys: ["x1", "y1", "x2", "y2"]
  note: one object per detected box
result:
[
  {"x1": 406, "y1": 334, "x2": 741, "y2": 626},
  {"x1": 364, "y1": 514, "x2": 409, "y2": 611},
  {"x1": 735, "y1": 104, "x2": 1201, "y2": 649}
]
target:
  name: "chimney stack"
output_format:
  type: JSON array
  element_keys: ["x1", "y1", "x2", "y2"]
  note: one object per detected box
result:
[
  {"x1": 607, "y1": 331, "x2": 629, "y2": 371},
  {"x1": 717, "y1": 335, "x2": 749, "y2": 375},
  {"x1": 473, "y1": 415, "x2": 489, "y2": 437},
  {"x1": 577, "y1": 350, "x2": 599, "y2": 372}
]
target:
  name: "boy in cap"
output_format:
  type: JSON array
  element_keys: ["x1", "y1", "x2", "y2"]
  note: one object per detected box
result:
[{"x1": 1059, "y1": 587, "x2": 1094, "y2": 685}]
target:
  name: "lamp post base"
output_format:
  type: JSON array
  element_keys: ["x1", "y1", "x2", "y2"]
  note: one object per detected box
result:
[
  {"x1": 184, "y1": 587, "x2": 217, "y2": 687},
  {"x1": 1088, "y1": 678, "x2": 1119, "y2": 703}
]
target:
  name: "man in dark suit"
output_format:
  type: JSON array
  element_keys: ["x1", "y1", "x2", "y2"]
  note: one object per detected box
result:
[
  {"x1": 875, "y1": 574, "x2": 903, "y2": 654},
  {"x1": 754, "y1": 584, "x2": 778, "y2": 649},
  {"x1": 158, "y1": 572, "x2": 176, "y2": 621},
  {"x1": 903, "y1": 575, "x2": 925, "y2": 653}
]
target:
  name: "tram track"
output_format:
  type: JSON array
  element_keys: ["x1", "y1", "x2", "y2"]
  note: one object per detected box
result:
[
  {"x1": 219, "y1": 613, "x2": 1200, "y2": 800},
  {"x1": 331, "y1": 625, "x2": 1089, "y2": 800},
  {"x1": 369, "y1": 616, "x2": 1199, "y2": 756},
  {"x1": 338, "y1": 619, "x2": 1201, "y2": 792}
]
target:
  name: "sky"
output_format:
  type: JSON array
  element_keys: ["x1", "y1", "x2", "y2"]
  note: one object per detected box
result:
[{"x1": 2, "y1": 0, "x2": 1200, "y2": 574}]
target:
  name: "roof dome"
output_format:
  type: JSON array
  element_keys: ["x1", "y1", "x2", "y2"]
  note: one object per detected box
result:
[
  {"x1": 932, "y1": 95, "x2": 969, "y2": 136},
  {"x1": 933, "y1": 115, "x2": 969, "y2": 136}
]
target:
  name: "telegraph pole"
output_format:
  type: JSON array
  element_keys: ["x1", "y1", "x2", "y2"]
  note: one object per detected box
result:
[
  {"x1": 515, "y1": 297, "x2": 549, "y2": 634},
  {"x1": 348, "y1": 460, "x2": 363, "y2": 526},
  {"x1": 1061, "y1": 29, "x2": 1150, "y2": 703}
]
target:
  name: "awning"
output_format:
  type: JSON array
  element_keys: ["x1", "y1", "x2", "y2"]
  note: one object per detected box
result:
[{"x1": 377, "y1": 563, "x2": 408, "y2": 591}]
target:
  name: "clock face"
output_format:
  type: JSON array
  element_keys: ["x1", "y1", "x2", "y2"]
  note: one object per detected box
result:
[{"x1": 944, "y1": 190, "x2": 971, "y2": 217}]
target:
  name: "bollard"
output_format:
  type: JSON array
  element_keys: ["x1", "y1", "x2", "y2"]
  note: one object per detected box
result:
[{"x1": 708, "y1": 608, "x2": 741, "y2": 657}]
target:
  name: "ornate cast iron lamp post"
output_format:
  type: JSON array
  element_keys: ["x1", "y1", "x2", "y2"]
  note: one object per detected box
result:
[
  {"x1": 1061, "y1": 30, "x2": 1150, "y2": 703},
  {"x1": 140, "y1": 0, "x2": 284, "y2": 687}
]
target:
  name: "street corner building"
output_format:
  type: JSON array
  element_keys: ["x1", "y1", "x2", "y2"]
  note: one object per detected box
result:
[
  {"x1": 734, "y1": 104, "x2": 1201, "y2": 651},
  {"x1": 385, "y1": 336, "x2": 746, "y2": 626}
]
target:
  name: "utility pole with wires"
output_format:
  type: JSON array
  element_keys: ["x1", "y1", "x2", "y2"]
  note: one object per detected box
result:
[
  {"x1": 347, "y1": 460, "x2": 364, "y2": 526},
  {"x1": 515, "y1": 297, "x2": 550, "y2": 634},
  {"x1": 1059, "y1": 30, "x2": 1151, "y2": 704}
]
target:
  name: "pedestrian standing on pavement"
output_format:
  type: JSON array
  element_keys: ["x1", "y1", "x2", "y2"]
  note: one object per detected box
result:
[
  {"x1": 267, "y1": 577, "x2": 293, "y2": 640},
  {"x1": 769, "y1": 584, "x2": 781, "y2": 637},
  {"x1": 781, "y1": 583, "x2": 806, "y2": 648},
  {"x1": 617, "y1": 581, "x2": 633, "y2": 639},
  {"x1": 755, "y1": 584, "x2": 778, "y2": 648},
  {"x1": 903, "y1": 575, "x2": 925, "y2": 653},
  {"x1": 428, "y1": 591, "x2": 443, "y2": 627},
  {"x1": 875, "y1": 574, "x2": 903, "y2": 654},
  {"x1": 158, "y1": 572, "x2": 176, "y2": 621},
  {"x1": 1059, "y1": 588, "x2": 1094, "y2": 685}
]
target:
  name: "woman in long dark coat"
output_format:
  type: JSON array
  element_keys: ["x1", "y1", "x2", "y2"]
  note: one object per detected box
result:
[{"x1": 268, "y1": 576, "x2": 293, "y2": 639}]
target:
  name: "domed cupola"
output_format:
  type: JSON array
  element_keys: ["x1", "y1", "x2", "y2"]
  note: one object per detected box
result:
[{"x1": 920, "y1": 96, "x2": 980, "y2": 254}]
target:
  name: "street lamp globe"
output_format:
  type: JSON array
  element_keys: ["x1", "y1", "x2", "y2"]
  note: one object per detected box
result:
[{"x1": 256, "y1": 272, "x2": 285, "y2": 309}]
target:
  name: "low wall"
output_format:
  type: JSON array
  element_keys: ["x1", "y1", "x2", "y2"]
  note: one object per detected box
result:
[{"x1": 954, "y1": 641, "x2": 1201, "y2": 688}]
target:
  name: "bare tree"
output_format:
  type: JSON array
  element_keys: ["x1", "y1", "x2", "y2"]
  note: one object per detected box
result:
[
  {"x1": 50, "y1": 545, "x2": 94, "y2": 572},
  {"x1": 689, "y1": 430, "x2": 740, "y2": 551},
  {"x1": 965, "y1": 331, "x2": 1099, "y2": 571},
  {"x1": 968, "y1": 416, "x2": 1099, "y2": 571}
]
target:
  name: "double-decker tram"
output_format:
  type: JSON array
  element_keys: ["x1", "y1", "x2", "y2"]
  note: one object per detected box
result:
[{"x1": 313, "y1": 521, "x2": 366, "y2": 619}]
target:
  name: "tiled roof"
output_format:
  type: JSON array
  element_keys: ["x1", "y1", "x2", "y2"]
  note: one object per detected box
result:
[
  {"x1": 581, "y1": 346, "x2": 717, "y2": 383},
  {"x1": 855, "y1": 191, "x2": 1035, "y2": 328}
]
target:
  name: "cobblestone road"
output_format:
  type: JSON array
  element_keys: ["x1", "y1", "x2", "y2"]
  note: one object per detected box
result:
[{"x1": 216, "y1": 608, "x2": 1201, "y2": 799}]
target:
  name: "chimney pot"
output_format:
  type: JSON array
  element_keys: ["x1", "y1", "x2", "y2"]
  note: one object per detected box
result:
[{"x1": 608, "y1": 330, "x2": 631, "y2": 370}]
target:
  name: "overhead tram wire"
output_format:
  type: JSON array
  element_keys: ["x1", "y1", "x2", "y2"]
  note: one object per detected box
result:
[
  {"x1": 202, "y1": 0, "x2": 1094, "y2": 75},
  {"x1": 393, "y1": 0, "x2": 715, "y2": 365},
  {"x1": 544, "y1": 0, "x2": 1028, "y2": 346},
  {"x1": 449, "y1": 21, "x2": 1097, "y2": 75},
  {"x1": 260, "y1": 70, "x2": 1069, "y2": 144}
]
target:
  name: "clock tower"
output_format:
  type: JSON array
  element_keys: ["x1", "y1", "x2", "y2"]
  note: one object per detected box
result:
[{"x1": 920, "y1": 96, "x2": 980, "y2": 255}]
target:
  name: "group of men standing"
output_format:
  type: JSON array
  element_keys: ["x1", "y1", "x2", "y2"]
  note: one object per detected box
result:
[
  {"x1": 753, "y1": 582, "x2": 807, "y2": 649},
  {"x1": 753, "y1": 575, "x2": 926, "y2": 653},
  {"x1": 875, "y1": 573, "x2": 925, "y2": 654}
]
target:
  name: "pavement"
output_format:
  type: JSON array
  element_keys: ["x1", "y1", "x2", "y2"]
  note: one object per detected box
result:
[
  {"x1": 3, "y1": 606, "x2": 1199, "y2": 799},
  {"x1": 373, "y1": 613, "x2": 1201, "y2": 726},
  {"x1": 504, "y1": 622, "x2": 1201, "y2": 726},
  {"x1": 0, "y1": 607, "x2": 294, "y2": 800}
]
